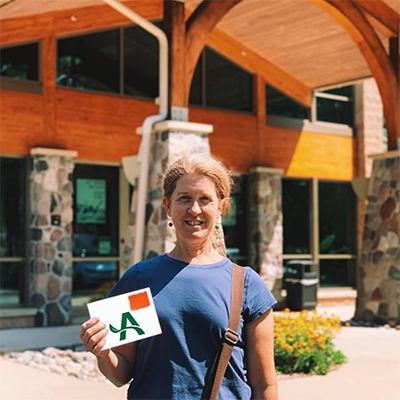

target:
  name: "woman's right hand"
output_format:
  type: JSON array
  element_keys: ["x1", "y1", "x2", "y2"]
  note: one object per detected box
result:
[{"x1": 80, "y1": 317, "x2": 110, "y2": 358}]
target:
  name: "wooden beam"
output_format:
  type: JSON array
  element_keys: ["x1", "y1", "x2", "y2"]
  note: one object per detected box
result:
[
  {"x1": 185, "y1": 0, "x2": 242, "y2": 105},
  {"x1": 310, "y1": 0, "x2": 399, "y2": 150},
  {"x1": 255, "y1": 74, "x2": 267, "y2": 165},
  {"x1": 164, "y1": 0, "x2": 186, "y2": 109},
  {"x1": 353, "y1": 0, "x2": 400, "y2": 38},
  {"x1": 42, "y1": 36, "x2": 56, "y2": 147},
  {"x1": 207, "y1": 28, "x2": 313, "y2": 108}
]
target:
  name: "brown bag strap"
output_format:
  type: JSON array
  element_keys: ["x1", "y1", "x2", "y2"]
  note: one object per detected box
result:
[{"x1": 204, "y1": 262, "x2": 245, "y2": 400}]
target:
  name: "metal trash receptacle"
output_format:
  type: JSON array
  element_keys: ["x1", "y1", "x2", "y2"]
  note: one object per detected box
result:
[{"x1": 285, "y1": 260, "x2": 318, "y2": 311}]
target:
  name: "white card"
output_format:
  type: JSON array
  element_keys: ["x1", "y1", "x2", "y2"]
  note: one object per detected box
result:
[{"x1": 87, "y1": 287, "x2": 162, "y2": 351}]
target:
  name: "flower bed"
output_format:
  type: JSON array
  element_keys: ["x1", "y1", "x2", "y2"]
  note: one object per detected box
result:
[{"x1": 274, "y1": 309, "x2": 347, "y2": 375}]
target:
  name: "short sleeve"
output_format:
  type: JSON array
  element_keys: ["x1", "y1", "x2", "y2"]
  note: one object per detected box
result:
[
  {"x1": 107, "y1": 266, "x2": 139, "y2": 298},
  {"x1": 242, "y1": 267, "x2": 277, "y2": 323}
]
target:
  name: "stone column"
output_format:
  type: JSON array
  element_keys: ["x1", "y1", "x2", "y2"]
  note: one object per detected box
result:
[
  {"x1": 29, "y1": 148, "x2": 77, "y2": 326},
  {"x1": 248, "y1": 167, "x2": 283, "y2": 301},
  {"x1": 122, "y1": 121, "x2": 226, "y2": 269},
  {"x1": 355, "y1": 151, "x2": 400, "y2": 325}
]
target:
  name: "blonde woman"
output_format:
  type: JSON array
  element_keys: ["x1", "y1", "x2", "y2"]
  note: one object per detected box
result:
[{"x1": 80, "y1": 154, "x2": 278, "y2": 400}]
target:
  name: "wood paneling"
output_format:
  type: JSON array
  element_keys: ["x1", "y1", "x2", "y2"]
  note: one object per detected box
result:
[
  {"x1": 263, "y1": 125, "x2": 355, "y2": 181},
  {"x1": 1, "y1": 85, "x2": 355, "y2": 180},
  {"x1": 0, "y1": 0, "x2": 162, "y2": 45},
  {"x1": 0, "y1": 90, "x2": 45, "y2": 154},
  {"x1": 55, "y1": 89, "x2": 156, "y2": 161}
]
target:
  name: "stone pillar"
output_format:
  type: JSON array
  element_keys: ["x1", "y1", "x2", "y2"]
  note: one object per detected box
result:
[
  {"x1": 355, "y1": 151, "x2": 400, "y2": 325},
  {"x1": 248, "y1": 167, "x2": 283, "y2": 301},
  {"x1": 122, "y1": 121, "x2": 226, "y2": 269},
  {"x1": 29, "y1": 148, "x2": 77, "y2": 326}
]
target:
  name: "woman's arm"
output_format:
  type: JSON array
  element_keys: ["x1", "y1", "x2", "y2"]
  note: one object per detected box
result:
[
  {"x1": 245, "y1": 309, "x2": 278, "y2": 400},
  {"x1": 80, "y1": 317, "x2": 136, "y2": 387}
]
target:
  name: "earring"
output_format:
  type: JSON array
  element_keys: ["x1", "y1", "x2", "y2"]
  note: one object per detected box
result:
[{"x1": 168, "y1": 219, "x2": 173, "y2": 227}]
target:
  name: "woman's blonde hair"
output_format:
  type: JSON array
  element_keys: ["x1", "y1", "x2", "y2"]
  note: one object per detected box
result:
[{"x1": 163, "y1": 154, "x2": 233, "y2": 203}]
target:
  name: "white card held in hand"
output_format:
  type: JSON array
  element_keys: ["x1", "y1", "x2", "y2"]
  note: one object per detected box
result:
[{"x1": 87, "y1": 287, "x2": 162, "y2": 351}]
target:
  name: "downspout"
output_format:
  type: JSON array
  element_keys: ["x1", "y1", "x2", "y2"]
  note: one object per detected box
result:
[{"x1": 103, "y1": 0, "x2": 168, "y2": 263}]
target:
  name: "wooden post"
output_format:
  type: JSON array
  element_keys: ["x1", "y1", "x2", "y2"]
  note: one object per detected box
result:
[
  {"x1": 163, "y1": 0, "x2": 186, "y2": 113},
  {"x1": 42, "y1": 36, "x2": 56, "y2": 147},
  {"x1": 255, "y1": 75, "x2": 267, "y2": 165}
]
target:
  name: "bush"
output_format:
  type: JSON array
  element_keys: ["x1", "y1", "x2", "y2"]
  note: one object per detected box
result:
[{"x1": 274, "y1": 309, "x2": 347, "y2": 375}]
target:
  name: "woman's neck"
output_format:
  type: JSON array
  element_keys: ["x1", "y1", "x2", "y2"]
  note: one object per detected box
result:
[{"x1": 168, "y1": 241, "x2": 223, "y2": 264}]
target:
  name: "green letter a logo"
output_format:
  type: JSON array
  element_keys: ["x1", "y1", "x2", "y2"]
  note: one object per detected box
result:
[{"x1": 109, "y1": 312, "x2": 145, "y2": 341}]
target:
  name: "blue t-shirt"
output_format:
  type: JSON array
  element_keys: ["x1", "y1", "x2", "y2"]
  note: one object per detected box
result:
[{"x1": 108, "y1": 254, "x2": 276, "y2": 400}]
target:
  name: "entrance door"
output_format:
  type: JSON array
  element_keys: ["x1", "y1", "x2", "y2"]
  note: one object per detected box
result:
[{"x1": 71, "y1": 162, "x2": 128, "y2": 321}]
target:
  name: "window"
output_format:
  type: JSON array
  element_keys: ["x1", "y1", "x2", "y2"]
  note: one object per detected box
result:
[
  {"x1": 266, "y1": 84, "x2": 309, "y2": 119},
  {"x1": 282, "y1": 178, "x2": 356, "y2": 287},
  {"x1": 57, "y1": 30, "x2": 120, "y2": 93},
  {"x1": 282, "y1": 179, "x2": 310, "y2": 255},
  {"x1": 222, "y1": 175, "x2": 248, "y2": 264},
  {"x1": 1, "y1": 43, "x2": 39, "y2": 81},
  {"x1": 189, "y1": 48, "x2": 254, "y2": 113},
  {"x1": 0, "y1": 157, "x2": 27, "y2": 306},
  {"x1": 124, "y1": 25, "x2": 159, "y2": 98},
  {"x1": 315, "y1": 85, "x2": 354, "y2": 126}
]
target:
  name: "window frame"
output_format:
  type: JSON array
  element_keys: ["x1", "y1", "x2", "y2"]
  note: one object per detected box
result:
[
  {"x1": 0, "y1": 154, "x2": 30, "y2": 308},
  {"x1": 0, "y1": 40, "x2": 43, "y2": 94},
  {"x1": 282, "y1": 176, "x2": 357, "y2": 288}
]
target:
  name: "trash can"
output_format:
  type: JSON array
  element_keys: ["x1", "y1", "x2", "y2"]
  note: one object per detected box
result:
[{"x1": 284, "y1": 260, "x2": 318, "y2": 311}]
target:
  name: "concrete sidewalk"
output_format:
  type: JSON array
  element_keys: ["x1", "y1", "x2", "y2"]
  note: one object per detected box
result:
[{"x1": 1, "y1": 304, "x2": 400, "y2": 400}]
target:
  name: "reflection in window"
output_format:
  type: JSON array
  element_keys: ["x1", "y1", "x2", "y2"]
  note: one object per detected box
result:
[
  {"x1": 282, "y1": 179, "x2": 310, "y2": 254},
  {"x1": 1, "y1": 43, "x2": 39, "y2": 81},
  {"x1": 266, "y1": 84, "x2": 309, "y2": 119},
  {"x1": 316, "y1": 86, "x2": 354, "y2": 126},
  {"x1": 124, "y1": 25, "x2": 159, "y2": 98},
  {"x1": 222, "y1": 175, "x2": 248, "y2": 264},
  {"x1": 0, "y1": 262, "x2": 24, "y2": 305},
  {"x1": 0, "y1": 158, "x2": 26, "y2": 257},
  {"x1": 205, "y1": 48, "x2": 253, "y2": 112},
  {"x1": 319, "y1": 181, "x2": 356, "y2": 255},
  {"x1": 319, "y1": 259, "x2": 356, "y2": 287},
  {"x1": 57, "y1": 30, "x2": 120, "y2": 93},
  {"x1": 73, "y1": 165, "x2": 119, "y2": 258},
  {"x1": 73, "y1": 261, "x2": 118, "y2": 290}
]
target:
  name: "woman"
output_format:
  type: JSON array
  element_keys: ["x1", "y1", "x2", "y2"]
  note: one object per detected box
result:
[{"x1": 80, "y1": 154, "x2": 278, "y2": 400}]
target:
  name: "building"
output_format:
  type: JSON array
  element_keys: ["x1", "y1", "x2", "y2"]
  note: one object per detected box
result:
[{"x1": 0, "y1": 0, "x2": 399, "y2": 328}]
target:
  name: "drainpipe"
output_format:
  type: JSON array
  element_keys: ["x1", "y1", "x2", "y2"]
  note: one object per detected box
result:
[{"x1": 103, "y1": 0, "x2": 168, "y2": 263}]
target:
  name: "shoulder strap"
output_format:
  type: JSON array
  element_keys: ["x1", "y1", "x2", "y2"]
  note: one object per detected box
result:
[{"x1": 204, "y1": 262, "x2": 246, "y2": 400}]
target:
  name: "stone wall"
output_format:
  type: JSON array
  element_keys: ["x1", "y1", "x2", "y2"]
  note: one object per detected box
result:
[
  {"x1": 248, "y1": 167, "x2": 283, "y2": 301},
  {"x1": 122, "y1": 122, "x2": 226, "y2": 269},
  {"x1": 29, "y1": 148, "x2": 77, "y2": 326},
  {"x1": 355, "y1": 152, "x2": 400, "y2": 325}
]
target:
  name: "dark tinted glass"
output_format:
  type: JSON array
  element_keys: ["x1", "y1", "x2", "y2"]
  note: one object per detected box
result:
[
  {"x1": 222, "y1": 175, "x2": 248, "y2": 264},
  {"x1": 0, "y1": 157, "x2": 26, "y2": 257},
  {"x1": 316, "y1": 85, "x2": 354, "y2": 126},
  {"x1": 124, "y1": 25, "x2": 159, "y2": 98},
  {"x1": 0, "y1": 262, "x2": 24, "y2": 305},
  {"x1": 205, "y1": 48, "x2": 253, "y2": 112},
  {"x1": 266, "y1": 84, "x2": 309, "y2": 119},
  {"x1": 319, "y1": 259, "x2": 356, "y2": 287},
  {"x1": 73, "y1": 261, "x2": 118, "y2": 292},
  {"x1": 0, "y1": 43, "x2": 39, "y2": 81},
  {"x1": 189, "y1": 53, "x2": 203, "y2": 105},
  {"x1": 57, "y1": 30, "x2": 120, "y2": 93},
  {"x1": 73, "y1": 165, "x2": 119, "y2": 257},
  {"x1": 319, "y1": 182, "x2": 356, "y2": 255},
  {"x1": 282, "y1": 179, "x2": 310, "y2": 254}
]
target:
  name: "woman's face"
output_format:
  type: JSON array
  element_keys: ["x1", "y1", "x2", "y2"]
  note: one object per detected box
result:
[{"x1": 163, "y1": 173, "x2": 226, "y2": 245}]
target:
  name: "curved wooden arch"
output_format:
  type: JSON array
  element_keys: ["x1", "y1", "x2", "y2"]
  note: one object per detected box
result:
[
  {"x1": 309, "y1": 0, "x2": 399, "y2": 150},
  {"x1": 184, "y1": 0, "x2": 242, "y2": 105}
]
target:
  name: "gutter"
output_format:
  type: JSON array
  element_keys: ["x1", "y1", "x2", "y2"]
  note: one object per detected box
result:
[{"x1": 103, "y1": 0, "x2": 169, "y2": 264}]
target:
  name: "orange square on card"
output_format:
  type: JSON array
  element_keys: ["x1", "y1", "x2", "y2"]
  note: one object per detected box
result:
[{"x1": 129, "y1": 292, "x2": 150, "y2": 311}]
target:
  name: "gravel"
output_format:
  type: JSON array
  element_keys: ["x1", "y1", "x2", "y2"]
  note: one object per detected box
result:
[{"x1": 0, "y1": 347, "x2": 106, "y2": 382}]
